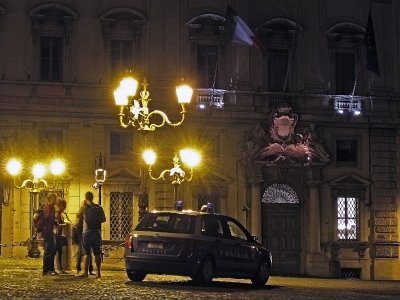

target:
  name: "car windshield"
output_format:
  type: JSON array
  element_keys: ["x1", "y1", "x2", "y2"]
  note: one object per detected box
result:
[{"x1": 135, "y1": 213, "x2": 195, "y2": 234}]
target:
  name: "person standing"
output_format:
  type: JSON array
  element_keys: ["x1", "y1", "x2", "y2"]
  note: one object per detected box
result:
[
  {"x1": 77, "y1": 191, "x2": 106, "y2": 278},
  {"x1": 74, "y1": 203, "x2": 94, "y2": 275},
  {"x1": 54, "y1": 198, "x2": 68, "y2": 274},
  {"x1": 42, "y1": 193, "x2": 58, "y2": 276}
]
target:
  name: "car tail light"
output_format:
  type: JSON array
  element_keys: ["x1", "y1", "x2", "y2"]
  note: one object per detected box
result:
[{"x1": 125, "y1": 235, "x2": 133, "y2": 250}]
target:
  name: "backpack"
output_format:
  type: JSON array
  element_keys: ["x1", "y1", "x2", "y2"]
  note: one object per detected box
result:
[
  {"x1": 83, "y1": 204, "x2": 106, "y2": 228},
  {"x1": 33, "y1": 209, "x2": 45, "y2": 233}
]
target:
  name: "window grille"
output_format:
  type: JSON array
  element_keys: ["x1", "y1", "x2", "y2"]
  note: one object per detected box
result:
[
  {"x1": 262, "y1": 183, "x2": 299, "y2": 204},
  {"x1": 110, "y1": 192, "x2": 133, "y2": 240},
  {"x1": 198, "y1": 193, "x2": 220, "y2": 213},
  {"x1": 38, "y1": 190, "x2": 65, "y2": 209},
  {"x1": 337, "y1": 197, "x2": 358, "y2": 240}
]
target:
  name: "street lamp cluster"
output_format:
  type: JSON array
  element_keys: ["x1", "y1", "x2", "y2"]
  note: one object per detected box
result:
[
  {"x1": 5, "y1": 158, "x2": 66, "y2": 258},
  {"x1": 6, "y1": 159, "x2": 65, "y2": 192},
  {"x1": 114, "y1": 76, "x2": 193, "y2": 131},
  {"x1": 113, "y1": 74, "x2": 200, "y2": 211},
  {"x1": 143, "y1": 149, "x2": 201, "y2": 203}
]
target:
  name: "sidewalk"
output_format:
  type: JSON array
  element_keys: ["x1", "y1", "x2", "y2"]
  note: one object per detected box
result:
[{"x1": 0, "y1": 256, "x2": 125, "y2": 272}]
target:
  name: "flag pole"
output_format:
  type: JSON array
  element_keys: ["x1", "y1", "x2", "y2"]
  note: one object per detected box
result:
[
  {"x1": 283, "y1": 0, "x2": 300, "y2": 92},
  {"x1": 211, "y1": 5, "x2": 228, "y2": 91}
]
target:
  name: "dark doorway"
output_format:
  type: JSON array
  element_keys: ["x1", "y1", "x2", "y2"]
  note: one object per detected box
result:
[{"x1": 262, "y1": 203, "x2": 302, "y2": 275}]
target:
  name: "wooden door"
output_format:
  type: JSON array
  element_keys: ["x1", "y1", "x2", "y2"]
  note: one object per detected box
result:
[{"x1": 263, "y1": 203, "x2": 301, "y2": 275}]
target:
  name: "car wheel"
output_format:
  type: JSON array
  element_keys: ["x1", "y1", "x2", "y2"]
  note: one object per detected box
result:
[
  {"x1": 192, "y1": 257, "x2": 214, "y2": 285},
  {"x1": 251, "y1": 259, "x2": 271, "y2": 288},
  {"x1": 126, "y1": 270, "x2": 147, "y2": 282}
]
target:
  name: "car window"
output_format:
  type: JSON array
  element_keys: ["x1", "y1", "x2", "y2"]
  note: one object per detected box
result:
[
  {"x1": 136, "y1": 213, "x2": 194, "y2": 233},
  {"x1": 201, "y1": 215, "x2": 224, "y2": 237},
  {"x1": 226, "y1": 219, "x2": 248, "y2": 241}
]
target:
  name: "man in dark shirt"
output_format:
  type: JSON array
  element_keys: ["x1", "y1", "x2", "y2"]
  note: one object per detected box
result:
[{"x1": 77, "y1": 191, "x2": 106, "y2": 278}]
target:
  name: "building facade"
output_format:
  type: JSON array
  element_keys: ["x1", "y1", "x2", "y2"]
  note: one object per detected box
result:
[{"x1": 0, "y1": 0, "x2": 400, "y2": 280}]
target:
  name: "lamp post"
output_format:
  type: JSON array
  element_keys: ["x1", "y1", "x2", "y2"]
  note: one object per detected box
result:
[
  {"x1": 113, "y1": 75, "x2": 193, "y2": 131},
  {"x1": 6, "y1": 158, "x2": 65, "y2": 258},
  {"x1": 142, "y1": 149, "x2": 201, "y2": 204},
  {"x1": 93, "y1": 152, "x2": 106, "y2": 206}
]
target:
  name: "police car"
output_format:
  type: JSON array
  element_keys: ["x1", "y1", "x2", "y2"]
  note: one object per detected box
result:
[{"x1": 124, "y1": 207, "x2": 272, "y2": 287}]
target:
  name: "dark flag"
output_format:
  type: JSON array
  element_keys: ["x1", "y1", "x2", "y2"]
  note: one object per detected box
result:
[
  {"x1": 364, "y1": 8, "x2": 379, "y2": 75},
  {"x1": 225, "y1": 5, "x2": 262, "y2": 51}
]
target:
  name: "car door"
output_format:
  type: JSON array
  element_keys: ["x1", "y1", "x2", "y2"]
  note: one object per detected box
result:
[
  {"x1": 221, "y1": 217, "x2": 259, "y2": 275},
  {"x1": 200, "y1": 215, "x2": 231, "y2": 274}
]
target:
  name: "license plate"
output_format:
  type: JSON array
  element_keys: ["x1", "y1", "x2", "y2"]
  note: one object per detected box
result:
[{"x1": 147, "y1": 242, "x2": 163, "y2": 249}]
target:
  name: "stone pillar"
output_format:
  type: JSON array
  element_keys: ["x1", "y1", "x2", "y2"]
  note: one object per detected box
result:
[
  {"x1": 251, "y1": 183, "x2": 262, "y2": 241},
  {"x1": 308, "y1": 182, "x2": 321, "y2": 253},
  {"x1": 250, "y1": 164, "x2": 263, "y2": 242},
  {"x1": 305, "y1": 165, "x2": 328, "y2": 277}
]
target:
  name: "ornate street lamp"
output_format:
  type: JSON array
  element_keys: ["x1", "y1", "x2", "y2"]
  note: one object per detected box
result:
[
  {"x1": 93, "y1": 152, "x2": 106, "y2": 206},
  {"x1": 114, "y1": 76, "x2": 193, "y2": 131},
  {"x1": 142, "y1": 149, "x2": 201, "y2": 203},
  {"x1": 6, "y1": 158, "x2": 65, "y2": 258}
]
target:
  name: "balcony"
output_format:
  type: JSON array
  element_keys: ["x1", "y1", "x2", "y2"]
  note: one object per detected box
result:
[
  {"x1": 332, "y1": 95, "x2": 364, "y2": 116},
  {"x1": 196, "y1": 88, "x2": 226, "y2": 109}
]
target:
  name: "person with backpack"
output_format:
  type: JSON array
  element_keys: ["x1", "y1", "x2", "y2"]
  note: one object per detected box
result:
[
  {"x1": 77, "y1": 191, "x2": 106, "y2": 278},
  {"x1": 41, "y1": 193, "x2": 58, "y2": 276},
  {"x1": 74, "y1": 202, "x2": 94, "y2": 276}
]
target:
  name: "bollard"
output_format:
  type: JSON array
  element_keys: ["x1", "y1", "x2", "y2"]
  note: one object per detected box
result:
[{"x1": 61, "y1": 223, "x2": 73, "y2": 271}]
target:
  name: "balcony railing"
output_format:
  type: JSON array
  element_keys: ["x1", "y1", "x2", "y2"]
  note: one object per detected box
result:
[
  {"x1": 332, "y1": 95, "x2": 364, "y2": 115},
  {"x1": 196, "y1": 88, "x2": 226, "y2": 109}
]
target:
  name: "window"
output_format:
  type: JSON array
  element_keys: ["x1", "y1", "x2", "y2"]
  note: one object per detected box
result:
[
  {"x1": 336, "y1": 140, "x2": 357, "y2": 162},
  {"x1": 335, "y1": 53, "x2": 355, "y2": 94},
  {"x1": 268, "y1": 49, "x2": 289, "y2": 92},
  {"x1": 38, "y1": 130, "x2": 63, "y2": 154},
  {"x1": 136, "y1": 213, "x2": 195, "y2": 234},
  {"x1": 111, "y1": 40, "x2": 134, "y2": 76},
  {"x1": 325, "y1": 23, "x2": 365, "y2": 95},
  {"x1": 198, "y1": 193, "x2": 220, "y2": 213},
  {"x1": 197, "y1": 45, "x2": 218, "y2": 88},
  {"x1": 100, "y1": 8, "x2": 146, "y2": 79},
  {"x1": 262, "y1": 183, "x2": 299, "y2": 204},
  {"x1": 201, "y1": 215, "x2": 224, "y2": 237},
  {"x1": 337, "y1": 197, "x2": 359, "y2": 240},
  {"x1": 110, "y1": 192, "x2": 133, "y2": 240},
  {"x1": 29, "y1": 4, "x2": 78, "y2": 82},
  {"x1": 109, "y1": 131, "x2": 133, "y2": 159},
  {"x1": 186, "y1": 14, "x2": 225, "y2": 90},
  {"x1": 226, "y1": 219, "x2": 248, "y2": 241},
  {"x1": 257, "y1": 19, "x2": 303, "y2": 92},
  {"x1": 198, "y1": 133, "x2": 221, "y2": 159},
  {"x1": 40, "y1": 37, "x2": 63, "y2": 81}
]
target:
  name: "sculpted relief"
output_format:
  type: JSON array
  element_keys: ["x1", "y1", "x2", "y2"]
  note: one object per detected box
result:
[{"x1": 242, "y1": 105, "x2": 330, "y2": 165}]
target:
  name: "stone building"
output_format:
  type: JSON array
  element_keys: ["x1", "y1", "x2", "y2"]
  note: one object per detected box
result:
[{"x1": 0, "y1": 0, "x2": 399, "y2": 280}]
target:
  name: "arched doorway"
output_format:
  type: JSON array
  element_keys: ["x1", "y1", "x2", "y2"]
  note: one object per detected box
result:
[{"x1": 262, "y1": 183, "x2": 302, "y2": 275}]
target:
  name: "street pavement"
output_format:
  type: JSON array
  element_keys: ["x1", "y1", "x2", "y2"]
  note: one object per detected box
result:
[{"x1": 1, "y1": 257, "x2": 400, "y2": 299}]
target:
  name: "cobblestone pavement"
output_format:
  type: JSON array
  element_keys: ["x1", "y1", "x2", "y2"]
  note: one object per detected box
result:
[{"x1": 1, "y1": 257, "x2": 400, "y2": 299}]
